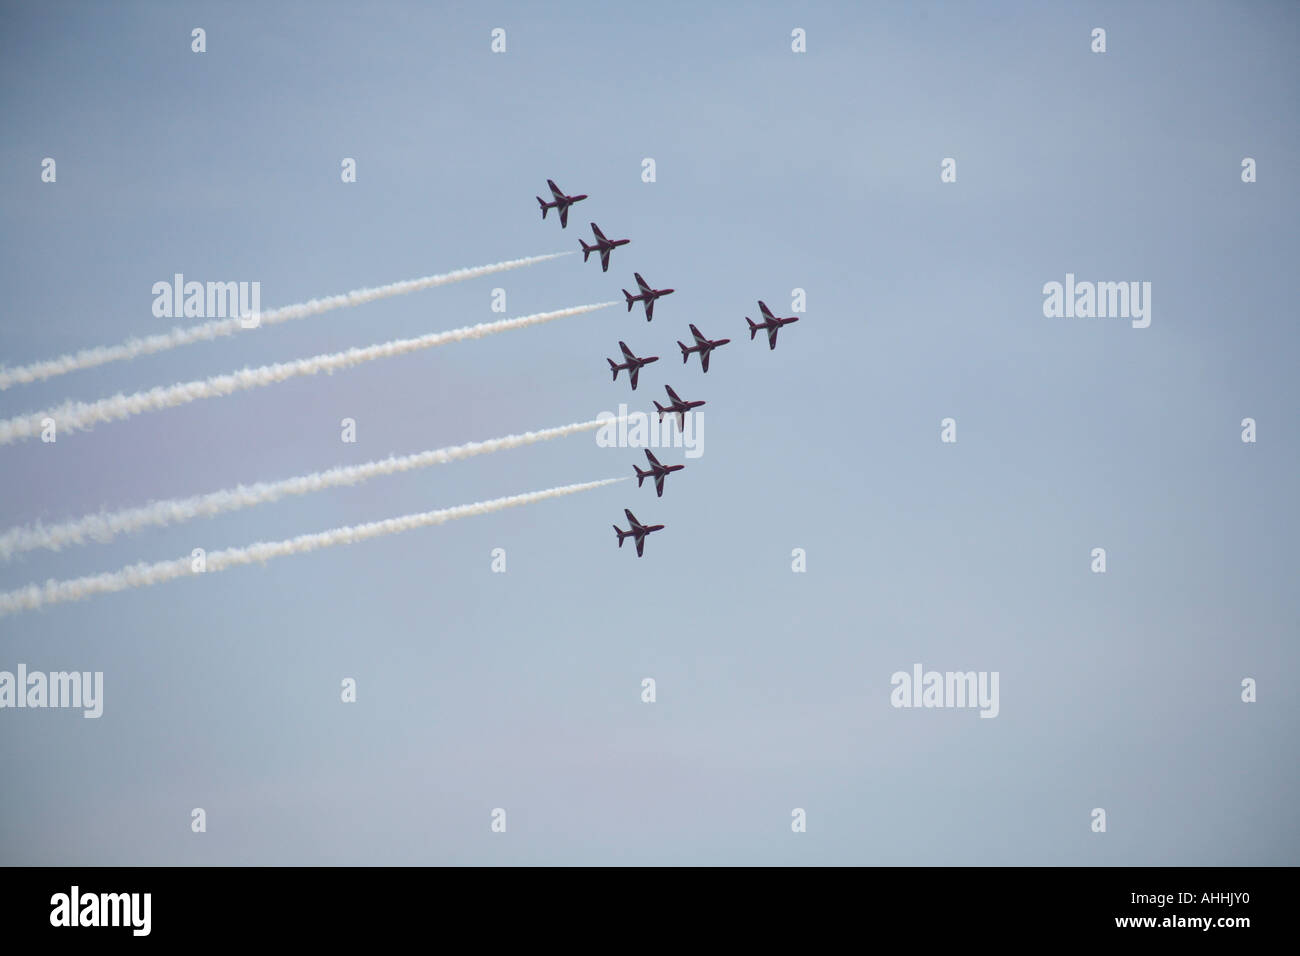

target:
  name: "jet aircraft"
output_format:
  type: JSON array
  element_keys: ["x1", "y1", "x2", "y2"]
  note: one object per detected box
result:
[
  {"x1": 653, "y1": 384, "x2": 705, "y2": 429},
  {"x1": 579, "y1": 222, "x2": 630, "y2": 272},
  {"x1": 622, "y1": 273, "x2": 675, "y2": 321},
  {"x1": 614, "y1": 509, "x2": 664, "y2": 557},
  {"x1": 677, "y1": 324, "x2": 731, "y2": 372},
  {"x1": 536, "y1": 180, "x2": 588, "y2": 228},
  {"x1": 633, "y1": 449, "x2": 684, "y2": 498},
  {"x1": 607, "y1": 341, "x2": 659, "y2": 390},
  {"x1": 746, "y1": 301, "x2": 800, "y2": 350}
]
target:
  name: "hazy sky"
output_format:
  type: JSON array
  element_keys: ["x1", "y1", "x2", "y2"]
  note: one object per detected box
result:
[{"x1": 0, "y1": 0, "x2": 1296, "y2": 865}]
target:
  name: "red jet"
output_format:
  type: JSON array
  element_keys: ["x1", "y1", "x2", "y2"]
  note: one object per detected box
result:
[
  {"x1": 677, "y1": 323, "x2": 731, "y2": 372},
  {"x1": 633, "y1": 450, "x2": 684, "y2": 498},
  {"x1": 536, "y1": 180, "x2": 588, "y2": 228},
  {"x1": 614, "y1": 509, "x2": 664, "y2": 557},
  {"x1": 607, "y1": 341, "x2": 659, "y2": 391},
  {"x1": 653, "y1": 384, "x2": 705, "y2": 430},
  {"x1": 746, "y1": 301, "x2": 800, "y2": 350},
  {"x1": 579, "y1": 223, "x2": 630, "y2": 272},
  {"x1": 622, "y1": 273, "x2": 675, "y2": 321}
]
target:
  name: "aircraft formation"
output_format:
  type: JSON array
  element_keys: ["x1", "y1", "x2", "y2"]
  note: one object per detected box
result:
[{"x1": 538, "y1": 179, "x2": 803, "y2": 556}]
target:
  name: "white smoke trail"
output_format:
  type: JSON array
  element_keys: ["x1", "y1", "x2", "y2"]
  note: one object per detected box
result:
[
  {"x1": 0, "y1": 477, "x2": 627, "y2": 617},
  {"x1": 0, "y1": 417, "x2": 624, "y2": 559},
  {"x1": 0, "y1": 253, "x2": 572, "y2": 390},
  {"x1": 0, "y1": 302, "x2": 616, "y2": 445}
]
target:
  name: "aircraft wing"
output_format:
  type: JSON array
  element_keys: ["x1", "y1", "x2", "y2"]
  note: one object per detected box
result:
[
  {"x1": 644, "y1": 299, "x2": 655, "y2": 321},
  {"x1": 759, "y1": 301, "x2": 776, "y2": 322},
  {"x1": 654, "y1": 474, "x2": 665, "y2": 497},
  {"x1": 548, "y1": 179, "x2": 566, "y2": 200},
  {"x1": 635, "y1": 534, "x2": 646, "y2": 557},
  {"x1": 629, "y1": 366, "x2": 640, "y2": 390},
  {"x1": 619, "y1": 341, "x2": 636, "y2": 361},
  {"x1": 767, "y1": 324, "x2": 779, "y2": 349},
  {"x1": 700, "y1": 350, "x2": 711, "y2": 373},
  {"x1": 624, "y1": 508, "x2": 639, "y2": 528},
  {"x1": 664, "y1": 384, "x2": 682, "y2": 404},
  {"x1": 599, "y1": 248, "x2": 611, "y2": 272},
  {"x1": 689, "y1": 324, "x2": 707, "y2": 345},
  {"x1": 558, "y1": 205, "x2": 569, "y2": 228},
  {"x1": 590, "y1": 222, "x2": 607, "y2": 242},
  {"x1": 644, "y1": 450, "x2": 661, "y2": 467},
  {"x1": 634, "y1": 273, "x2": 651, "y2": 293}
]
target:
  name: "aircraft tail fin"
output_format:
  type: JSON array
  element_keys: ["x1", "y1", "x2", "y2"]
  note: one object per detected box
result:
[
  {"x1": 747, "y1": 317, "x2": 759, "y2": 339},
  {"x1": 623, "y1": 289, "x2": 634, "y2": 311},
  {"x1": 634, "y1": 466, "x2": 649, "y2": 487},
  {"x1": 607, "y1": 358, "x2": 619, "y2": 381},
  {"x1": 678, "y1": 341, "x2": 690, "y2": 362},
  {"x1": 614, "y1": 526, "x2": 629, "y2": 546},
  {"x1": 580, "y1": 240, "x2": 592, "y2": 261},
  {"x1": 537, "y1": 197, "x2": 548, "y2": 218}
]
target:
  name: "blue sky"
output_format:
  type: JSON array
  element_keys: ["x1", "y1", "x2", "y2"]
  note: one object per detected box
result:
[{"x1": 0, "y1": 0, "x2": 1296, "y2": 864}]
